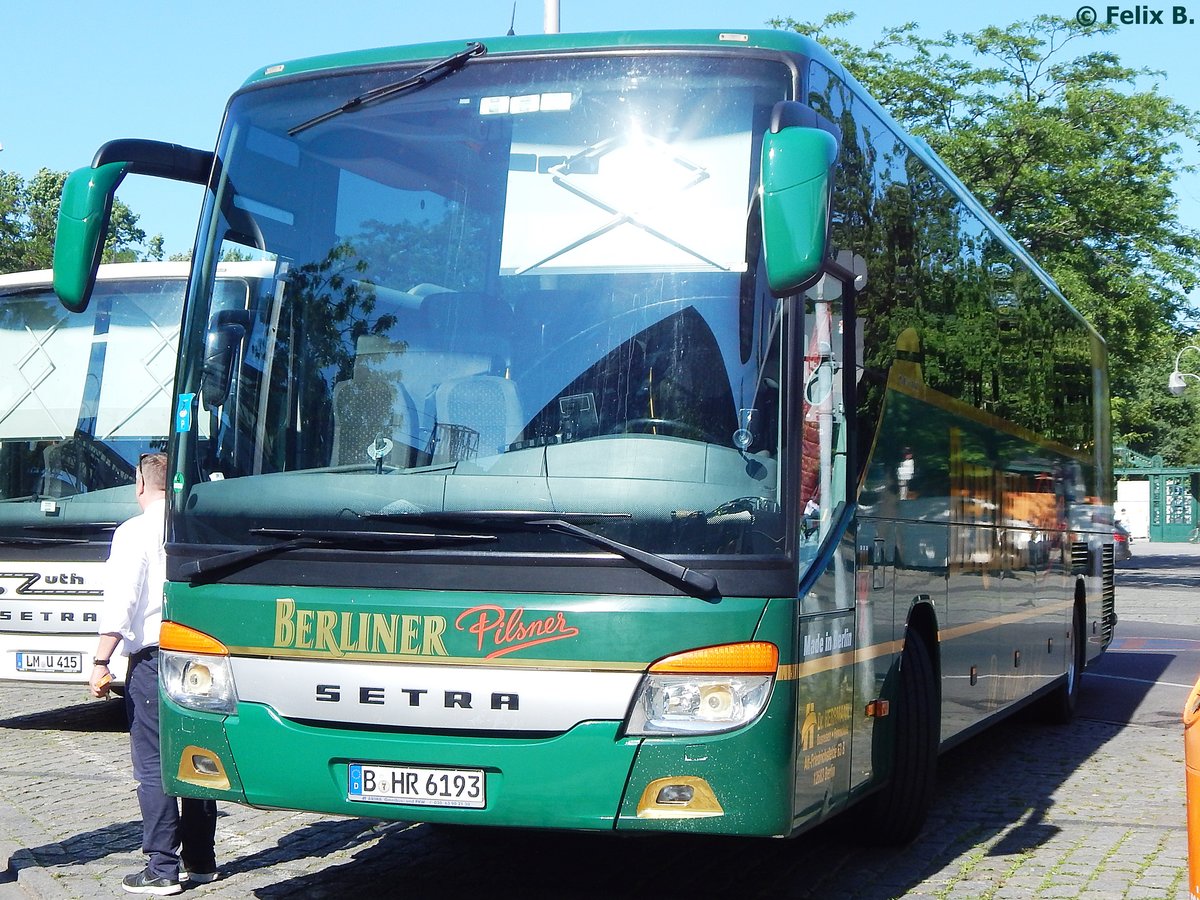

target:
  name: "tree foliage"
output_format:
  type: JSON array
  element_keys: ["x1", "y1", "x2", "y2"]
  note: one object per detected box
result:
[
  {"x1": 771, "y1": 12, "x2": 1200, "y2": 463},
  {"x1": 0, "y1": 168, "x2": 162, "y2": 273}
]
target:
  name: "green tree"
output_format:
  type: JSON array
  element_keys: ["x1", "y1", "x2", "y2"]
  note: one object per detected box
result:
[
  {"x1": 146, "y1": 234, "x2": 165, "y2": 262},
  {"x1": 0, "y1": 171, "x2": 28, "y2": 272},
  {"x1": 0, "y1": 167, "x2": 162, "y2": 272},
  {"x1": 772, "y1": 12, "x2": 1200, "y2": 462}
]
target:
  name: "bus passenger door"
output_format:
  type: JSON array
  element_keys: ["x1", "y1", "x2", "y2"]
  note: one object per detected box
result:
[
  {"x1": 851, "y1": 517, "x2": 895, "y2": 796},
  {"x1": 815, "y1": 257, "x2": 891, "y2": 800},
  {"x1": 794, "y1": 263, "x2": 883, "y2": 819}
]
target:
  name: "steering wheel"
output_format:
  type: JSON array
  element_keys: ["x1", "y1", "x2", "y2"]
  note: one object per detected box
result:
[{"x1": 610, "y1": 418, "x2": 719, "y2": 444}]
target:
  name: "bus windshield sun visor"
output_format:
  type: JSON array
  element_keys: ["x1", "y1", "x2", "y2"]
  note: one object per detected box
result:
[
  {"x1": 178, "y1": 528, "x2": 497, "y2": 585},
  {"x1": 288, "y1": 42, "x2": 488, "y2": 136},
  {"x1": 363, "y1": 510, "x2": 721, "y2": 601}
]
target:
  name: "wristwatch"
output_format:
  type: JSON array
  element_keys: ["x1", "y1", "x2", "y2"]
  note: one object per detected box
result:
[{"x1": 93, "y1": 658, "x2": 110, "y2": 666}]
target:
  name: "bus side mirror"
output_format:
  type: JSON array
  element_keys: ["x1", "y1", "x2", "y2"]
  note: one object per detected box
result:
[
  {"x1": 53, "y1": 139, "x2": 214, "y2": 313},
  {"x1": 200, "y1": 311, "x2": 251, "y2": 410},
  {"x1": 54, "y1": 163, "x2": 130, "y2": 313},
  {"x1": 760, "y1": 124, "x2": 838, "y2": 295}
]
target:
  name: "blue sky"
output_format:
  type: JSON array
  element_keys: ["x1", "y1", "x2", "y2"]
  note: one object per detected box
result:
[{"x1": 2, "y1": 0, "x2": 1198, "y2": 259}]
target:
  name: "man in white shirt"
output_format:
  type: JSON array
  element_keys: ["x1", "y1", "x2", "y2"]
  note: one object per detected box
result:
[{"x1": 89, "y1": 452, "x2": 217, "y2": 896}]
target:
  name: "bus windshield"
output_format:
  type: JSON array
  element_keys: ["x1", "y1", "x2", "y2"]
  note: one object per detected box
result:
[
  {"x1": 175, "y1": 53, "x2": 795, "y2": 560},
  {"x1": 0, "y1": 271, "x2": 186, "y2": 532}
]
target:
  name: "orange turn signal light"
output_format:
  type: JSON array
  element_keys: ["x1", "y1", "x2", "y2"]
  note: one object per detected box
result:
[
  {"x1": 649, "y1": 642, "x2": 778, "y2": 675},
  {"x1": 160, "y1": 621, "x2": 229, "y2": 656}
]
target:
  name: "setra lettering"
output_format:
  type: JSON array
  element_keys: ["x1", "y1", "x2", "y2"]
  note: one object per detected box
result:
[
  {"x1": 0, "y1": 610, "x2": 94, "y2": 623},
  {"x1": 312, "y1": 685, "x2": 520, "y2": 711}
]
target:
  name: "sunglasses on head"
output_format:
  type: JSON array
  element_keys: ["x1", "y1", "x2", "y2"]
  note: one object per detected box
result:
[{"x1": 136, "y1": 452, "x2": 162, "y2": 478}]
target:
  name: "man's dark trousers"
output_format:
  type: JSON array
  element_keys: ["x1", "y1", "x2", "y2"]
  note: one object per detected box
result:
[{"x1": 126, "y1": 646, "x2": 217, "y2": 880}]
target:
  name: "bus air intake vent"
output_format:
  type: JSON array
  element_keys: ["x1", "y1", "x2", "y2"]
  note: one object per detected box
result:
[
  {"x1": 1101, "y1": 544, "x2": 1116, "y2": 647},
  {"x1": 1070, "y1": 541, "x2": 1090, "y2": 575}
]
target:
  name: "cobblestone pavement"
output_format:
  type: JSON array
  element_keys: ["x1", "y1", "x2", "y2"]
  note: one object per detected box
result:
[{"x1": 1, "y1": 544, "x2": 1197, "y2": 899}]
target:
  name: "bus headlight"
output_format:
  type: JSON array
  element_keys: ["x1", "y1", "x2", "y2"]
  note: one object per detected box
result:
[
  {"x1": 161, "y1": 652, "x2": 237, "y2": 714},
  {"x1": 626, "y1": 674, "x2": 772, "y2": 735},
  {"x1": 624, "y1": 642, "x2": 777, "y2": 736},
  {"x1": 159, "y1": 622, "x2": 237, "y2": 715}
]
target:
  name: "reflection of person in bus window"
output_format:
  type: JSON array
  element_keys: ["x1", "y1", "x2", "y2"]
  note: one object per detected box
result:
[{"x1": 898, "y1": 449, "x2": 915, "y2": 500}]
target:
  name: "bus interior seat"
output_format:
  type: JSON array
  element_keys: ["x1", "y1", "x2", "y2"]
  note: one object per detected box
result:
[
  {"x1": 334, "y1": 293, "x2": 522, "y2": 465},
  {"x1": 432, "y1": 374, "x2": 523, "y2": 462},
  {"x1": 394, "y1": 292, "x2": 515, "y2": 399},
  {"x1": 39, "y1": 438, "x2": 94, "y2": 498},
  {"x1": 331, "y1": 334, "x2": 419, "y2": 467}
]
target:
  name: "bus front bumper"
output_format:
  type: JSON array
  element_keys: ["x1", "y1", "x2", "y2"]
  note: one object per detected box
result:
[{"x1": 162, "y1": 694, "x2": 796, "y2": 836}]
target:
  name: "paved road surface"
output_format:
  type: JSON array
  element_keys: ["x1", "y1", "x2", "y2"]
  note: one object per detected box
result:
[{"x1": 1, "y1": 542, "x2": 1197, "y2": 898}]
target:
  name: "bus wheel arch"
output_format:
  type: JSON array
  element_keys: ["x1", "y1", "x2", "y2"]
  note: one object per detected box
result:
[
  {"x1": 1038, "y1": 585, "x2": 1087, "y2": 724},
  {"x1": 905, "y1": 597, "x2": 941, "y2": 695},
  {"x1": 854, "y1": 598, "x2": 941, "y2": 845}
]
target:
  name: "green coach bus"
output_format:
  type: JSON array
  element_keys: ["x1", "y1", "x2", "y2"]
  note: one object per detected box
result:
[{"x1": 51, "y1": 28, "x2": 1113, "y2": 843}]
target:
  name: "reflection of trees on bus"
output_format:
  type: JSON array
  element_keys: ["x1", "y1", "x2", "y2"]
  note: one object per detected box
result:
[
  {"x1": 213, "y1": 242, "x2": 401, "y2": 474},
  {"x1": 809, "y1": 61, "x2": 1100, "y2": 511},
  {"x1": 355, "y1": 215, "x2": 492, "y2": 297}
]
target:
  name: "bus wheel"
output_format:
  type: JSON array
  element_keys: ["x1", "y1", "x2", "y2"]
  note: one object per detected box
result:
[
  {"x1": 1039, "y1": 603, "x2": 1085, "y2": 724},
  {"x1": 857, "y1": 628, "x2": 939, "y2": 846}
]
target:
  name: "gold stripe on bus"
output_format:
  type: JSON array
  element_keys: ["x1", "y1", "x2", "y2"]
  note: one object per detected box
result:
[
  {"x1": 937, "y1": 598, "x2": 1076, "y2": 642},
  {"x1": 778, "y1": 638, "x2": 904, "y2": 680},
  {"x1": 223, "y1": 645, "x2": 647, "y2": 672},
  {"x1": 779, "y1": 598, "x2": 1076, "y2": 680}
]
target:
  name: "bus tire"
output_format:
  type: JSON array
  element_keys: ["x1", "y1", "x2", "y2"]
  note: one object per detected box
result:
[
  {"x1": 1039, "y1": 603, "x2": 1085, "y2": 724},
  {"x1": 858, "y1": 628, "x2": 938, "y2": 846}
]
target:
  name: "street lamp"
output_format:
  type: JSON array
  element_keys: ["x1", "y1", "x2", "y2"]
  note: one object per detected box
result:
[{"x1": 1168, "y1": 346, "x2": 1200, "y2": 396}]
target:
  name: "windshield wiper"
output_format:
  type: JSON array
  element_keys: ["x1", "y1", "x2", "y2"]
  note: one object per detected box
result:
[
  {"x1": 0, "y1": 535, "x2": 89, "y2": 546},
  {"x1": 179, "y1": 527, "x2": 496, "y2": 585},
  {"x1": 289, "y1": 42, "x2": 487, "y2": 136},
  {"x1": 365, "y1": 510, "x2": 720, "y2": 601},
  {"x1": 24, "y1": 522, "x2": 118, "y2": 535},
  {"x1": 2, "y1": 521, "x2": 118, "y2": 546}
]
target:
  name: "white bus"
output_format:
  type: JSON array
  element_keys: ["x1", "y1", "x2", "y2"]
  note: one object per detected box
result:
[{"x1": 0, "y1": 260, "x2": 268, "y2": 690}]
